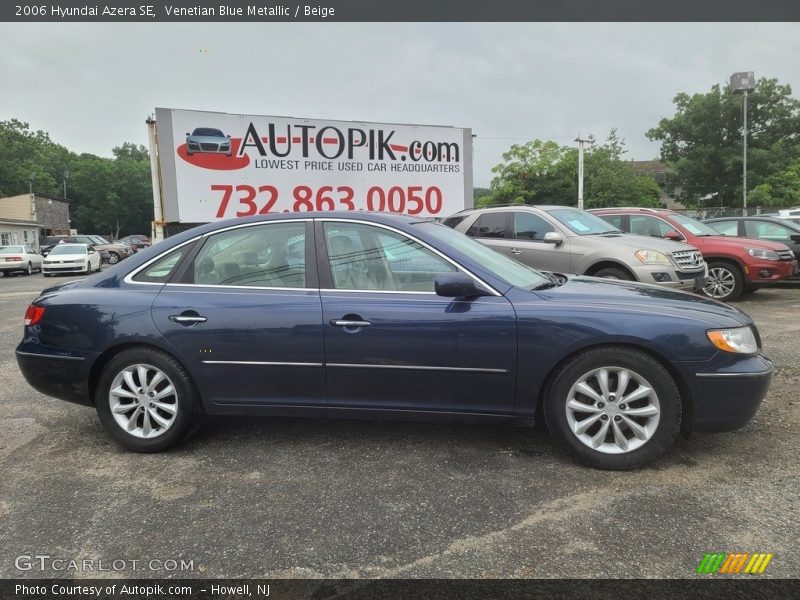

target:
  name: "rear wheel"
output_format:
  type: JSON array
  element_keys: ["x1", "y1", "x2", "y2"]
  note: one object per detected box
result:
[
  {"x1": 25, "y1": 262, "x2": 32, "y2": 276},
  {"x1": 544, "y1": 346, "x2": 681, "y2": 470},
  {"x1": 703, "y1": 261, "x2": 743, "y2": 301},
  {"x1": 95, "y1": 348, "x2": 199, "y2": 452}
]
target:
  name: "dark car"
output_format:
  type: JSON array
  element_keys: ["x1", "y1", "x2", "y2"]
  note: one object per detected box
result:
[
  {"x1": 16, "y1": 213, "x2": 772, "y2": 470},
  {"x1": 185, "y1": 127, "x2": 232, "y2": 156}
]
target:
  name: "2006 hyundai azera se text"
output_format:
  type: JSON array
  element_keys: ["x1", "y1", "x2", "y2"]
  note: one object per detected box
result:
[{"x1": 16, "y1": 213, "x2": 773, "y2": 469}]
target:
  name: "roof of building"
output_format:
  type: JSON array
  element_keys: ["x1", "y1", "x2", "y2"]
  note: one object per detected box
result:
[{"x1": 0, "y1": 217, "x2": 41, "y2": 227}]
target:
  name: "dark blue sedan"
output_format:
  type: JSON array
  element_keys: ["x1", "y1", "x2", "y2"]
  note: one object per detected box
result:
[{"x1": 16, "y1": 213, "x2": 773, "y2": 469}]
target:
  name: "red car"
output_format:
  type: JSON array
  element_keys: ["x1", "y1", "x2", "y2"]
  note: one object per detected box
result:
[{"x1": 591, "y1": 208, "x2": 798, "y2": 301}]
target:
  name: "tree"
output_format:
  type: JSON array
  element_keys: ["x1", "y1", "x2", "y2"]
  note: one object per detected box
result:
[
  {"x1": 647, "y1": 77, "x2": 800, "y2": 207},
  {"x1": 484, "y1": 131, "x2": 661, "y2": 208}
]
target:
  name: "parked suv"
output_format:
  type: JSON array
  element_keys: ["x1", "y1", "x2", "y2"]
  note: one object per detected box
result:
[
  {"x1": 445, "y1": 206, "x2": 707, "y2": 291},
  {"x1": 591, "y1": 208, "x2": 798, "y2": 301},
  {"x1": 42, "y1": 235, "x2": 132, "y2": 264}
]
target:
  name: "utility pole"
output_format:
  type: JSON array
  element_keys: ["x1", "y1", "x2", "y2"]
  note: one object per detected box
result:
[
  {"x1": 742, "y1": 90, "x2": 748, "y2": 213},
  {"x1": 63, "y1": 169, "x2": 69, "y2": 200},
  {"x1": 575, "y1": 135, "x2": 590, "y2": 209}
]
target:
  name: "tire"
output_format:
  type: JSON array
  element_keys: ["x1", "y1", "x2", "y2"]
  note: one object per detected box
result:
[
  {"x1": 25, "y1": 262, "x2": 32, "y2": 276},
  {"x1": 43, "y1": 273, "x2": 51, "y2": 277},
  {"x1": 95, "y1": 348, "x2": 200, "y2": 452},
  {"x1": 95, "y1": 262, "x2": 102, "y2": 273},
  {"x1": 703, "y1": 261, "x2": 743, "y2": 302},
  {"x1": 543, "y1": 346, "x2": 682, "y2": 470},
  {"x1": 107, "y1": 252, "x2": 120, "y2": 265},
  {"x1": 592, "y1": 266, "x2": 633, "y2": 281}
]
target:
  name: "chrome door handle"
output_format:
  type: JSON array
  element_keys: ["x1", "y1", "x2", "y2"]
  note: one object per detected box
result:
[
  {"x1": 169, "y1": 315, "x2": 207, "y2": 324},
  {"x1": 509, "y1": 248, "x2": 522, "y2": 255},
  {"x1": 330, "y1": 319, "x2": 371, "y2": 328}
]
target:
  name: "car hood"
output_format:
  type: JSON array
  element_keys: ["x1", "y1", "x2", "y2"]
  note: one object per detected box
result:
[
  {"x1": 530, "y1": 275, "x2": 751, "y2": 328},
  {"x1": 693, "y1": 235, "x2": 790, "y2": 251},
  {"x1": 574, "y1": 233, "x2": 697, "y2": 253}
]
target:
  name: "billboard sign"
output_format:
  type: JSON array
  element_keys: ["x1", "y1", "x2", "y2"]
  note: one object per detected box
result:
[{"x1": 154, "y1": 108, "x2": 472, "y2": 223}]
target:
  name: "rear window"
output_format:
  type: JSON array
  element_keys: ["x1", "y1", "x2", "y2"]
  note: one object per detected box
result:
[
  {"x1": 133, "y1": 247, "x2": 190, "y2": 283},
  {"x1": 466, "y1": 212, "x2": 507, "y2": 238},
  {"x1": 0, "y1": 246, "x2": 24, "y2": 254}
]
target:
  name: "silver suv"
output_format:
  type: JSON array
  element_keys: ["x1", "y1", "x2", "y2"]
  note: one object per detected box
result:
[{"x1": 445, "y1": 206, "x2": 707, "y2": 290}]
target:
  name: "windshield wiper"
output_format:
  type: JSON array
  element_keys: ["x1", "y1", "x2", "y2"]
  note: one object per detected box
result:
[{"x1": 532, "y1": 281, "x2": 558, "y2": 290}]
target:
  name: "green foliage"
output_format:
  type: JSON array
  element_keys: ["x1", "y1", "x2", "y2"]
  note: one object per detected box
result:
[
  {"x1": 0, "y1": 120, "x2": 153, "y2": 237},
  {"x1": 484, "y1": 130, "x2": 661, "y2": 209},
  {"x1": 647, "y1": 77, "x2": 800, "y2": 207}
]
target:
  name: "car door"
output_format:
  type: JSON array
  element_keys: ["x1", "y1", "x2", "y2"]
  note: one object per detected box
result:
[
  {"x1": 150, "y1": 220, "x2": 326, "y2": 408},
  {"x1": 318, "y1": 219, "x2": 517, "y2": 415},
  {"x1": 24, "y1": 245, "x2": 42, "y2": 269},
  {"x1": 506, "y1": 211, "x2": 572, "y2": 273},
  {"x1": 87, "y1": 245, "x2": 100, "y2": 270}
]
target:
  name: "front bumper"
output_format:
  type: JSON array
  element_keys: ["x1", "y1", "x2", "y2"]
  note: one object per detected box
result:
[
  {"x1": 743, "y1": 258, "x2": 798, "y2": 284},
  {"x1": 632, "y1": 264, "x2": 707, "y2": 291},
  {"x1": 687, "y1": 353, "x2": 773, "y2": 433},
  {"x1": 42, "y1": 263, "x2": 85, "y2": 274}
]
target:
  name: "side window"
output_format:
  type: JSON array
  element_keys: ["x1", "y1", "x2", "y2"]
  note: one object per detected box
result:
[
  {"x1": 466, "y1": 212, "x2": 507, "y2": 238},
  {"x1": 746, "y1": 221, "x2": 792, "y2": 241},
  {"x1": 630, "y1": 215, "x2": 674, "y2": 238},
  {"x1": 708, "y1": 220, "x2": 739, "y2": 236},
  {"x1": 192, "y1": 222, "x2": 306, "y2": 288},
  {"x1": 324, "y1": 222, "x2": 456, "y2": 292},
  {"x1": 599, "y1": 214, "x2": 624, "y2": 230},
  {"x1": 134, "y1": 248, "x2": 188, "y2": 283},
  {"x1": 512, "y1": 212, "x2": 554, "y2": 240}
]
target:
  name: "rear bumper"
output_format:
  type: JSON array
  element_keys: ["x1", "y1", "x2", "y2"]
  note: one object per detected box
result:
[
  {"x1": 0, "y1": 261, "x2": 26, "y2": 272},
  {"x1": 687, "y1": 354, "x2": 773, "y2": 433},
  {"x1": 16, "y1": 349, "x2": 94, "y2": 406}
]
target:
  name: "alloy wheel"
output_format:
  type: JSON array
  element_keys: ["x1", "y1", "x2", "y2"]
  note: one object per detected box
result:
[
  {"x1": 108, "y1": 364, "x2": 178, "y2": 439},
  {"x1": 704, "y1": 267, "x2": 736, "y2": 299},
  {"x1": 565, "y1": 366, "x2": 661, "y2": 454}
]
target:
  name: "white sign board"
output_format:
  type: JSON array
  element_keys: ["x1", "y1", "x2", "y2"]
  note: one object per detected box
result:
[{"x1": 154, "y1": 108, "x2": 472, "y2": 223}]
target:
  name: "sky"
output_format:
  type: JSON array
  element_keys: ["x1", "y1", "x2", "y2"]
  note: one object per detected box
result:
[{"x1": 1, "y1": 22, "x2": 799, "y2": 187}]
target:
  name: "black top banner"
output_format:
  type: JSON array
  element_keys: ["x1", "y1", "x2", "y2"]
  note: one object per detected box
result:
[{"x1": 2, "y1": 0, "x2": 800, "y2": 22}]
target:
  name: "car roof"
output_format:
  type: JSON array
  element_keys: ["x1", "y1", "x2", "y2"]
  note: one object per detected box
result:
[
  {"x1": 452, "y1": 204, "x2": 576, "y2": 215},
  {"x1": 705, "y1": 215, "x2": 800, "y2": 229},
  {"x1": 589, "y1": 207, "x2": 673, "y2": 214}
]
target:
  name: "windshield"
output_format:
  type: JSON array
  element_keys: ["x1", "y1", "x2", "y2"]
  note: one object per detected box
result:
[
  {"x1": 89, "y1": 235, "x2": 109, "y2": 244},
  {"x1": 0, "y1": 246, "x2": 24, "y2": 254},
  {"x1": 49, "y1": 245, "x2": 86, "y2": 255},
  {"x1": 547, "y1": 208, "x2": 621, "y2": 235},
  {"x1": 192, "y1": 128, "x2": 224, "y2": 137},
  {"x1": 419, "y1": 222, "x2": 549, "y2": 289},
  {"x1": 670, "y1": 213, "x2": 723, "y2": 236}
]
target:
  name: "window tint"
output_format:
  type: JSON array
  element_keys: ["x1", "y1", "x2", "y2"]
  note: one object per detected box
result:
[
  {"x1": 630, "y1": 215, "x2": 674, "y2": 238},
  {"x1": 134, "y1": 248, "x2": 187, "y2": 283},
  {"x1": 193, "y1": 222, "x2": 306, "y2": 288},
  {"x1": 512, "y1": 212, "x2": 554, "y2": 240},
  {"x1": 442, "y1": 214, "x2": 469, "y2": 229},
  {"x1": 598, "y1": 214, "x2": 624, "y2": 230},
  {"x1": 707, "y1": 220, "x2": 739, "y2": 236},
  {"x1": 745, "y1": 220, "x2": 793, "y2": 241},
  {"x1": 466, "y1": 212, "x2": 507, "y2": 238},
  {"x1": 324, "y1": 222, "x2": 456, "y2": 292}
]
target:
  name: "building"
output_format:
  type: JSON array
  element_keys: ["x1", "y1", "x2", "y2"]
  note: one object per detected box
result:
[{"x1": 0, "y1": 192, "x2": 71, "y2": 248}]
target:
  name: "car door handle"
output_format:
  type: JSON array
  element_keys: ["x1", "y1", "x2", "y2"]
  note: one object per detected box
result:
[
  {"x1": 509, "y1": 248, "x2": 522, "y2": 255},
  {"x1": 169, "y1": 313, "x2": 207, "y2": 325},
  {"x1": 330, "y1": 319, "x2": 371, "y2": 328}
]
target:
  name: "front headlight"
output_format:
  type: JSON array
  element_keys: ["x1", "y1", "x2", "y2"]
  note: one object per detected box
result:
[
  {"x1": 746, "y1": 248, "x2": 780, "y2": 261},
  {"x1": 707, "y1": 327, "x2": 758, "y2": 354},
  {"x1": 634, "y1": 249, "x2": 671, "y2": 266}
]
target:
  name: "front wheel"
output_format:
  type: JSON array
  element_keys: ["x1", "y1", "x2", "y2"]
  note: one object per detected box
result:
[
  {"x1": 703, "y1": 261, "x2": 743, "y2": 301},
  {"x1": 95, "y1": 348, "x2": 199, "y2": 452},
  {"x1": 107, "y1": 252, "x2": 120, "y2": 265},
  {"x1": 543, "y1": 346, "x2": 681, "y2": 470}
]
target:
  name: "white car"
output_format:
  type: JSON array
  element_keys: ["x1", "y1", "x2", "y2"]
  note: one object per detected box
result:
[
  {"x1": 42, "y1": 244, "x2": 102, "y2": 277},
  {"x1": 0, "y1": 245, "x2": 43, "y2": 276}
]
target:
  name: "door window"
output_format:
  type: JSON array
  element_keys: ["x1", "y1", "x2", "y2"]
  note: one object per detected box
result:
[
  {"x1": 466, "y1": 212, "x2": 508, "y2": 238},
  {"x1": 324, "y1": 222, "x2": 456, "y2": 292},
  {"x1": 512, "y1": 212, "x2": 554, "y2": 240},
  {"x1": 708, "y1": 220, "x2": 739, "y2": 236},
  {"x1": 192, "y1": 222, "x2": 306, "y2": 287},
  {"x1": 630, "y1": 215, "x2": 675, "y2": 238},
  {"x1": 745, "y1": 220, "x2": 794, "y2": 242},
  {"x1": 598, "y1": 214, "x2": 624, "y2": 230}
]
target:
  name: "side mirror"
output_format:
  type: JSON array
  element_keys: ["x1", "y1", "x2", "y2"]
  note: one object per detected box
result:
[
  {"x1": 543, "y1": 231, "x2": 564, "y2": 245},
  {"x1": 434, "y1": 273, "x2": 488, "y2": 298},
  {"x1": 664, "y1": 231, "x2": 684, "y2": 241},
  {"x1": 790, "y1": 234, "x2": 800, "y2": 244},
  {"x1": 227, "y1": 134, "x2": 232, "y2": 138}
]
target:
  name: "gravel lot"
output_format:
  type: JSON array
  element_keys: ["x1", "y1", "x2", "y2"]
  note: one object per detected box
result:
[{"x1": 0, "y1": 271, "x2": 798, "y2": 579}]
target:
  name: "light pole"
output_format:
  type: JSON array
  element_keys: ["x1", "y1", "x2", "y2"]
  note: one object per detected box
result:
[
  {"x1": 575, "y1": 135, "x2": 591, "y2": 209},
  {"x1": 63, "y1": 169, "x2": 69, "y2": 199},
  {"x1": 730, "y1": 72, "x2": 755, "y2": 215},
  {"x1": 28, "y1": 173, "x2": 36, "y2": 198}
]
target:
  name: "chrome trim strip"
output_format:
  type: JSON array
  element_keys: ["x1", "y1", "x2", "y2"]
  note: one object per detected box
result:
[
  {"x1": 165, "y1": 282, "x2": 314, "y2": 292},
  {"x1": 320, "y1": 288, "x2": 436, "y2": 295},
  {"x1": 318, "y1": 217, "x2": 502, "y2": 297},
  {"x1": 695, "y1": 369, "x2": 773, "y2": 378},
  {"x1": 16, "y1": 351, "x2": 84, "y2": 362},
  {"x1": 202, "y1": 360, "x2": 323, "y2": 367},
  {"x1": 326, "y1": 363, "x2": 508, "y2": 374}
]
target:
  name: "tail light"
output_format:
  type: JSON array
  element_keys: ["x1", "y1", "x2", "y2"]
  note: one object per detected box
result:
[
  {"x1": 24, "y1": 305, "x2": 45, "y2": 326},
  {"x1": 5, "y1": 256, "x2": 22, "y2": 262}
]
